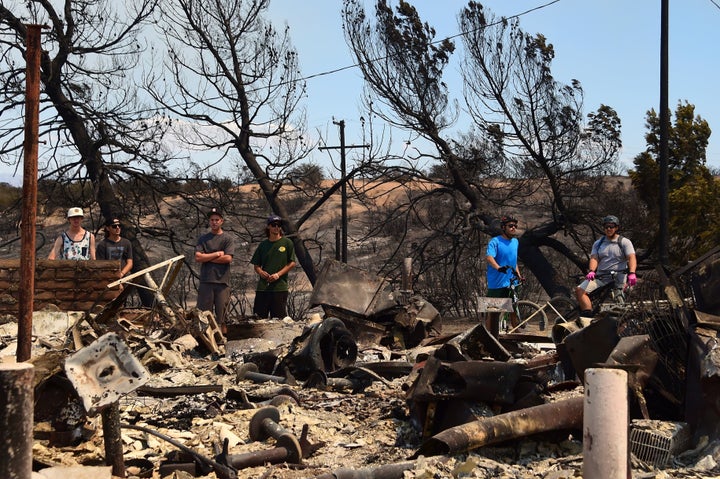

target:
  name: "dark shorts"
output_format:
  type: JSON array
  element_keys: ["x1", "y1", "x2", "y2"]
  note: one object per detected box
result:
[
  {"x1": 253, "y1": 290, "x2": 289, "y2": 319},
  {"x1": 487, "y1": 287, "x2": 511, "y2": 298}
]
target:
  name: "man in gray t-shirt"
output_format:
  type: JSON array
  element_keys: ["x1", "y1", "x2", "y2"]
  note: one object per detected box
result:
[
  {"x1": 575, "y1": 215, "x2": 637, "y2": 317},
  {"x1": 195, "y1": 208, "x2": 235, "y2": 332}
]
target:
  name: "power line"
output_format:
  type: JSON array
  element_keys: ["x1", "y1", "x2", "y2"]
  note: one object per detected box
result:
[{"x1": 270, "y1": 0, "x2": 562, "y2": 90}]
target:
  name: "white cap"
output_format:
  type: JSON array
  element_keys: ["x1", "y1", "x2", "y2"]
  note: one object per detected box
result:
[{"x1": 67, "y1": 207, "x2": 84, "y2": 218}]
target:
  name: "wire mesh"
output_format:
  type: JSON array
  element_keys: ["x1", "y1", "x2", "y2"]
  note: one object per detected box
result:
[
  {"x1": 617, "y1": 300, "x2": 687, "y2": 397},
  {"x1": 630, "y1": 419, "x2": 691, "y2": 468}
]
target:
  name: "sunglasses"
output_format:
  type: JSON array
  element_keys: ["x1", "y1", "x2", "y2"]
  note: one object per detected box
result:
[
  {"x1": 604, "y1": 224, "x2": 617, "y2": 229},
  {"x1": 505, "y1": 224, "x2": 517, "y2": 229},
  {"x1": 109, "y1": 224, "x2": 121, "y2": 229},
  {"x1": 269, "y1": 222, "x2": 282, "y2": 227}
]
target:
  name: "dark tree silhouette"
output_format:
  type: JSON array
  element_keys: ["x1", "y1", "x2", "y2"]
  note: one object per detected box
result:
[{"x1": 342, "y1": 0, "x2": 623, "y2": 297}]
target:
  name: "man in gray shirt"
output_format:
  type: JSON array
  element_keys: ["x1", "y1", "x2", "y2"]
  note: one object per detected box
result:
[{"x1": 195, "y1": 208, "x2": 235, "y2": 333}]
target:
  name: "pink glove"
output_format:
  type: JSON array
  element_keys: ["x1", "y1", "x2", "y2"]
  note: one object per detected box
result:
[
  {"x1": 585, "y1": 271, "x2": 596, "y2": 281},
  {"x1": 627, "y1": 273, "x2": 637, "y2": 287}
]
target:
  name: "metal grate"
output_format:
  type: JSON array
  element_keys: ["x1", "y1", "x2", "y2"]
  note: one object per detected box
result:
[{"x1": 629, "y1": 420, "x2": 691, "y2": 468}]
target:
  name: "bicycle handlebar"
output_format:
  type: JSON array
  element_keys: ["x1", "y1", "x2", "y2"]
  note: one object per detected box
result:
[
  {"x1": 508, "y1": 271, "x2": 525, "y2": 287},
  {"x1": 572, "y1": 269, "x2": 629, "y2": 280}
]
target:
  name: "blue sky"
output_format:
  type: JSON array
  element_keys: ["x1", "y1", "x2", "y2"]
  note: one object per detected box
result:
[
  {"x1": 4, "y1": 1, "x2": 718, "y2": 185},
  {"x1": 267, "y1": 0, "x2": 720, "y2": 174}
]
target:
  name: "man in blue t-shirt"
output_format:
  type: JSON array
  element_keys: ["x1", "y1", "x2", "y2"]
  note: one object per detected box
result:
[{"x1": 485, "y1": 215, "x2": 522, "y2": 331}]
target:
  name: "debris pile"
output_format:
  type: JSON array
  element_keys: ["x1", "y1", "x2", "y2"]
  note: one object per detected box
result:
[{"x1": 5, "y1": 251, "x2": 720, "y2": 478}]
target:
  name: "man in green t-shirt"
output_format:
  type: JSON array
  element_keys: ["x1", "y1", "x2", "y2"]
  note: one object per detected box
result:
[{"x1": 250, "y1": 215, "x2": 297, "y2": 319}]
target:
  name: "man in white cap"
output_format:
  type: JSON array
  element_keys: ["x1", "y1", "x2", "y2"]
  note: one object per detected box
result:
[{"x1": 48, "y1": 207, "x2": 96, "y2": 260}]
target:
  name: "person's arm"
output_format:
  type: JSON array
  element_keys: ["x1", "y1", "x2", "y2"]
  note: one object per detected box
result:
[
  {"x1": 121, "y1": 258, "x2": 133, "y2": 277},
  {"x1": 268, "y1": 260, "x2": 296, "y2": 283},
  {"x1": 89, "y1": 234, "x2": 96, "y2": 260},
  {"x1": 48, "y1": 236, "x2": 61, "y2": 259},
  {"x1": 627, "y1": 253, "x2": 637, "y2": 274},
  {"x1": 214, "y1": 252, "x2": 232, "y2": 263},
  {"x1": 195, "y1": 250, "x2": 225, "y2": 263},
  {"x1": 587, "y1": 255, "x2": 599, "y2": 273},
  {"x1": 95, "y1": 240, "x2": 106, "y2": 260},
  {"x1": 254, "y1": 264, "x2": 271, "y2": 281},
  {"x1": 486, "y1": 255, "x2": 502, "y2": 271}
]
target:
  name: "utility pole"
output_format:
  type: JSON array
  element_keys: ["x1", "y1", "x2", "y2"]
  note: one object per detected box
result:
[
  {"x1": 658, "y1": 0, "x2": 669, "y2": 267},
  {"x1": 318, "y1": 120, "x2": 368, "y2": 263}
]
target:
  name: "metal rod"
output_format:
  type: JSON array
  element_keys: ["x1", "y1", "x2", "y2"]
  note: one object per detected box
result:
[
  {"x1": 102, "y1": 403, "x2": 126, "y2": 477},
  {"x1": 223, "y1": 446, "x2": 294, "y2": 469},
  {"x1": 18, "y1": 24, "x2": 43, "y2": 363}
]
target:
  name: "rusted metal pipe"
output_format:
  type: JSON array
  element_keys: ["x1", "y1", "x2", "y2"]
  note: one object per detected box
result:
[
  {"x1": 583, "y1": 368, "x2": 629, "y2": 479},
  {"x1": 0, "y1": 363, "x2": 34, "y2": 479},
  {"x1": 249, "y1": 406, "x2": 303, "y2": 463},
  {"x1": 236, "y1": 363, "x2": 287, "y2": 384},
  {"x1": 102, "y1": 403, "x2": 126, "y2": 477},
  {"x1": 413, "y1": 396, "x2": 584, "y2": 457},
  {"x1": 216, "y1": 421, "x2": 322, "y2": 470},
  {"x1": 304, "y1": 369, "x2": 369, "y2": 393},
  {"x1": 18, "y1": 24, "x2": 43, "y2": 363},
  {"x1": 221, "y1": 445, "x2": 300, "y2": 469}
]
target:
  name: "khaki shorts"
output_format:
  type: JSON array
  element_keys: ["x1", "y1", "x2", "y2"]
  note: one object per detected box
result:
[{"x1": 578, "y1": 276, "x2": 621, "y2": 294}]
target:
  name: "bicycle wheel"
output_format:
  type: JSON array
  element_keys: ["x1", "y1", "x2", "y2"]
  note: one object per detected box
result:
[
  {"x1": 547, "y1": 295, "x2": 578, "y2": 323},
  {"x1": 509, "y1": 300, "x2": 547, "y2": 333}
]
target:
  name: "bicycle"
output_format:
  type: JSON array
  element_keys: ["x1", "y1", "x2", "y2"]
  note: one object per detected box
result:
[
  {"x1": 549, "y1": 270, "x2": 630, "y2": 324},
  {"x1": 500, "y1": 272, "x2": 548, "y2": 334},
  {"x1": 503, "y1": 270, "x2": 631, "y2": 334}
]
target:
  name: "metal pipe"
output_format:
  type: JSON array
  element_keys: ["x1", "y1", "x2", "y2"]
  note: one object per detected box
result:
[
  {"x1": 0, "y1": 363, "x2": 34, "y2": 479},
  {"x1": 223, "y1": 445, "x2": 298, "y2": 469},
  {"x1": 102, "y1": 403, "x2": 125, "y2": 477},
  {"x1": 413, "y1": 396, "x2": 584, "y2": 457},
  {"x1": 18, "y1": 24, "x2": 43, "y2": 363},
  {"x1": 248, "y1": 406, "x2": 303, "y2": 463},
  {"x1": 236, "y1": 363, "x2": 287, "y2": 384},
  {"x1": 583, "y1": 368, "x2": 629, "y2": 479}
]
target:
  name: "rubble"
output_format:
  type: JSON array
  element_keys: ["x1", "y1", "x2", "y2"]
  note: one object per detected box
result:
[{"x1": 5, "y1": 253, "x2": 720, "y2": 478}]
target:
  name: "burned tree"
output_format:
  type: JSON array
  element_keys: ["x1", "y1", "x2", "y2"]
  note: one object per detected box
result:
[
  {"x1": 342, "y1": 1, "x2": 625, "y2": 301},
  {"x1": 148, "y1": 0, "x2": 387, "y2": 285},
  {"x1": 0, "y1": 0, "x2": 166, "y2": 275}
]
